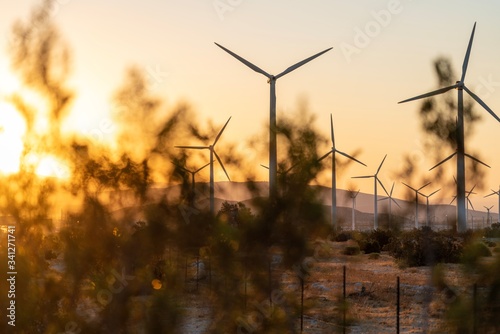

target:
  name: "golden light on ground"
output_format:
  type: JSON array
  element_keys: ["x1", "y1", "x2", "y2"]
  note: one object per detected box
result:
[{"x1": 0, "y1": 101, "x2": 26, "y2": 174}]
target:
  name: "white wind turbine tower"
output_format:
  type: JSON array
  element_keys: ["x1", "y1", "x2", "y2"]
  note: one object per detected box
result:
[
  {"x1": 484, "y1": 205, "x2": 494, "y2": 226},
  {"x1": 485, "y1": 186, "x2": 500, "y2": 223},
  {"x1": 402, "y1": 182, "x2": 431, "y2": 229},
  {"x1": 398, "y1": 22, "x2": 500, "y2": 232},
  {"x1": 352, "y1": 155, "x2": 389, "y2": 230},
  {"x1": 215, "y1": 43, "x2": 332, "y2": 202},
  {"x1": 419, "y1": 188, "x2": 441, "y2": 227},
  {"x1": 348, "y1": 189, "x2": 360, "y2": 231},
  {"x1": 175, "y1": 117, "x2": 232, "y2": 215},
  {"x1": 171, "y1": 161, "x2": 211, "y2": 205},
  {"x1": 378, "y1": 182, "x2": 401, "y2": 224},
  {"x1": 318, "y1": 114, "x2": 366, "y2": 229}
]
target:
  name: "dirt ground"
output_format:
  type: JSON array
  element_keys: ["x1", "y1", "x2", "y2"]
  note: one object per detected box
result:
[{"x1": 176, "y1": 240, "x2": 485, "y2": 333}]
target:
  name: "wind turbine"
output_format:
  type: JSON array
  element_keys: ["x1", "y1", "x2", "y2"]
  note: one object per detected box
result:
[
  {"x1": 402, "y1": 182, "x2": 431, "y2": 229},
  {"x1": 352, "y1": 155, "x2": 388, "y2": 230},
  {"x1": 318, "y1": 114, "x2": 366, "y2": 229},
  {"x1": 451, "y1": 183, "x2": 476, "y2": 230},
  {"x1": 484, "y1": 205, "x2": 493, "y2": 225},
  {"x1": 260, "y1": 163, "x2": 296, "y2": 195},
  {"x1": 484, "y1": 205, "x2": 494, "y2": 226},
  {"x1": 347, "y1": 189, "x2": 360, "y2": 231},
  {"x1": 171, "y1": 161, "x2": 211, "y2": 205},
  {"x1": 398, "y1": 22, "x2": 500, "y2": 232},
  {"x1": 175, "y1": 117, "x2": 232, "y2": 215},
  {"x1": 419, "y1": 188, "x2": 441, "y2": 227},
  {"x1": 484, "y1": 186, "x2": 500, "y2": 223},
  {"x1": 215, "y1": 42, "x2": 332, "y2": 202},
  {"x1": 378, "y1": 182, "x2": 401, "y2": 224}
]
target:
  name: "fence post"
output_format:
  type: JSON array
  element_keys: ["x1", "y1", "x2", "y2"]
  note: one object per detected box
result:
[
  {"x1": 473, "y1": 283, "x2": 477, "y2": 334},
  {"x1": 343, "y1": 265, "x2": 346, "y2": 334},
  {"x1": 300, "y1": 276, "x2": 304, "y2": 332},
  {"x1": 196, "y1": 254, "x2": 199, "y2": 291},
  {"x1": 397, "y1": 276, "x2": 400, "y2": 334}
]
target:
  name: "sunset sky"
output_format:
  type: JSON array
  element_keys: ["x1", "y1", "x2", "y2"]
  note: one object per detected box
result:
[{"x1": 1, "y1": 0, "x2": 499, "y2": 212}]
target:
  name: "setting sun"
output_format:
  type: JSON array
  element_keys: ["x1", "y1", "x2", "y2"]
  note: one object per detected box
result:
[{"x1": 0, "y1": 101, "x2": 25, "y2": 174}]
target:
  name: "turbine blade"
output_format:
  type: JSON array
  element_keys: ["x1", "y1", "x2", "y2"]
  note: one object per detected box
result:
[
  {"x1": 453, "y1": 175, "x2": 457, "y2": 184},
  {"x1": 464, "y1": 152, "x2": 491, "y2": 168},
  {"x1": 213, "y1": 116, "x2": 232, "y2": 146},
  {"x1": 260, "y1": 164, "x2": 269, "y2": 170},
  {"x1": 468, "y1": 184, "x2": 477, "y2": 195},
  {"x1": 429, "y1": 189, "x2": 441, "y2": 197},
  {"x1": 398, "y1": 84, "x2": 458, "y2": 104},
  {"x1": 352, "y1": 175, "x2": 373, "y2": 179},
  {"x1": 450, "y1": 196, "x2": 457, "y2": 205},
  {"x1": 376, "y1": 177, "x2": 389, "y2": 197},
  {"x1": 317, "y1": 150, "x2": 333, "y2": 162},
  {"x1": 417, "y1": 182, "x2": 431, "y2": 191},
  {"x1": 429, "y1": 152, "x2": 457, "y2": 171},
  {"x1": 214, "y1": 150, "x2": 231, "y2": 181},
  {"x1": 461, "y1": 22, "x2": 476, "y2": 83},
  {"x1": 467, "y1": 198, "x2": 475, "y2": 211},
  {"x1": 391, "y1": 197, "x2": 402, "y2": 208},
  {"x1": 194, "y1": 162, "x2": 211, "y2": 173},
  {"x1": 390, "y1": 182, "x2": 395, "y2": 196},
  {"x1": 214, "y1": 43, "x2": 272, "y2": 79},
  {"x1": 376, "y1": 154, "x2": 387, "y2": 175},
  {"x1": 170, "y1": 160, "x2": 189, "y2": 173},
  {"x1": 463, "y1": 86, "x2": 500, "y2": 122},
  {"x1": 336, "y1": 150, "x2": 367, "y2": 166},
  {"x1": 484, "y1": 190, "x2": 499, "y2": 198},
  {"x1": 275, "y1": 47, "x2": 333, "y2": 79},
  {"x1": 330, "y1": 114, "x2": 335, "y2": 146},
  {"x1": 402, "y1": 182, "x2": 418, "y2": 192},
  {"x1": 175, "y1": 145, "x2": 208, "y2": 150}
]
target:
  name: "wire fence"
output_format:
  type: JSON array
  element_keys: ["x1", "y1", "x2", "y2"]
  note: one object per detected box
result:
[{"x1": 171, "y1": 246, "x2": 490, "y2": 333}]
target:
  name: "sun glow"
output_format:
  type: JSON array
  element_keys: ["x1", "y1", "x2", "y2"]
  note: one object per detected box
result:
[
  {"x1": 35, "y1": 155, "x2": 70, "y2": 179},
  {"x1": 0, "y1": 102, "x2": 26, "y2": 174}
]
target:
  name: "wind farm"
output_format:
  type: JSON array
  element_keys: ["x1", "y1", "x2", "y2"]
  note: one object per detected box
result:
[
  {"x1": 214, "y1": 42, "x2": 332, "y2": 202},
  {"x1": 2, "y1": 2, "x2": 500, "y2": 333},
  {"x1": 318, "y1": 114, "x2": 366, "y2": 229},
  {"x1": 352, "y1": 155, "x2": 388, "y2": 230},
  {"x1": 175, "y1": 116, "x2": 232, "y2": 215},
  {"x1": 398, "y1": 22, "x2": 500, "y2": 232}
]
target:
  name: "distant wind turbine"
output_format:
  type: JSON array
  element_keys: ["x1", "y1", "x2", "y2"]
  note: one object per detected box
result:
[
  {"x1": 402, "y1": 182, "x2": 430, "y2": 229},
  {"x1": 378, "y1": 182, "x2": 401, "y2": 224},
  {"x1": 451, "y1": 183, "x2": 476, "y2": 229},
  {"x1": 419, "y1": 188, "x2": 441, "y2": 227},
  {"x1": 484, "y1": 186, "x2": 500, "y2": 223},
  {"x1": 352, "y1": 155, "x2": 388, "y2": 230},
  {"x1": 175, "y1": 117, "x2": 232, "y2": 215},
  {"x1": 484, "y1": 205, "x2": 494, "y2": 226},
  {"x1": 215, "y1": 42, "x2": 332, "y2": 202},
  {"x1": 398, "y1": 22, "x2": 500, "y2": 232},
  {"x1": 348, "y1": 189, "x2": 360, "y2": 231},
  {"x1": 318, "y1": 114, "x2": 366, "y2": 229},
  {"x1": 171, "y1": 161, "x2": 211, "y2": 205}
]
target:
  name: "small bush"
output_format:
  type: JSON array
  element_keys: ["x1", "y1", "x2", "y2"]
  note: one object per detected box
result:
[
  {"x1": 368, "y1": 253, "x2": 380, "y2": 260},
  {"x1": 334, "y1": 231, "x2": 352, "y2": 242},
  {"x1": 386, "y1": 228, "x2": 464, "y2": 267},
  {"x1": 343, "y1": 245, "x2": 360, "y2": 256}
]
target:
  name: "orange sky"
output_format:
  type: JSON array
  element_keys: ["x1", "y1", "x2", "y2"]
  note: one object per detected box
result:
[{"x1": 1, "y1": 0, "x2": 499, "y2": 212}]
